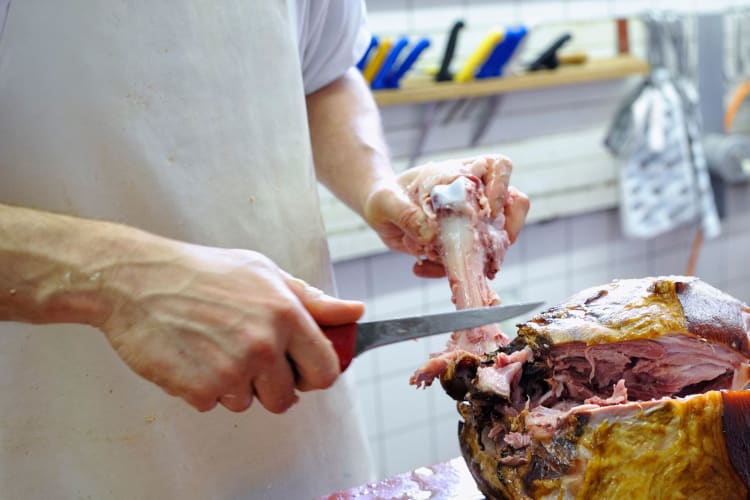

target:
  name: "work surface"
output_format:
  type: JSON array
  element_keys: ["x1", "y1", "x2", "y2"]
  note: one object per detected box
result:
[{"x1": 318, "y1": 457, "x2": 483, "y2": 500}]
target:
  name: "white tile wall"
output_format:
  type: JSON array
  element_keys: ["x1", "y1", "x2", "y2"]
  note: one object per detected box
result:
[{"x1": 326, "y1": 0, "x2": 750, "y2": 483}]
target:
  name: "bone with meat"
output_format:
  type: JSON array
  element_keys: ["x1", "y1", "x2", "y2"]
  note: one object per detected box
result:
[{"x1": 403, "y1": 156, "x2": 521, "y2": 389}]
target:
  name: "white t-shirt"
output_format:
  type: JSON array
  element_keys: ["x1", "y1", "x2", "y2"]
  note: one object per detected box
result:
[
  {"x1": 0, "y1": 1, "x2": 373, "y2": 498},
  {"x1": 294, "y1": 0, "x2": 370, "y2": 94}
]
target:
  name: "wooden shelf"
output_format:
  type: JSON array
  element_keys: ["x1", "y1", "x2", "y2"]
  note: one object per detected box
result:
[{"x1": 373, "y1": 55, "x2": 650, "y2": 107}]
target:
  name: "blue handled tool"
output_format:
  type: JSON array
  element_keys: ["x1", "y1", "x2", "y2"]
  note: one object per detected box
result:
[
  {"x1": 371, "y1": 36, "x2": 409, "y2": 90},
  {"x1": 384, "y1": 37, "x2": 431, "y2": 88},
  {"x1": 357, "y1": 35, "x2": 379, "y2": 71},
  {"x1": 476, "y1": 25, "x2": 528, "y2": 79}
]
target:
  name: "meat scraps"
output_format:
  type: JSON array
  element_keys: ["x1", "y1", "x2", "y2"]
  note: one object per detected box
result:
[{"x1": 404, "y1": 158, "x2": 750, "y2": 499}]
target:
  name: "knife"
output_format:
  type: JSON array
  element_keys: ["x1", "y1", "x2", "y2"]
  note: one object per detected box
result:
[
  {"x1": 527, "y1": 33, "x2": 572, "y2": 72},
  {"x1": 321, "y1": 301, "x2": 543, "y2": 371},
  {"x1": 454, "y1": 28, "x2": 505, "y2": 83},
  {"x1": 371, "y1": 36, "x2": 410, "y2": 90},
  {"x1": 362, "y1": 37, "x2": 393, "y2": 84},
  {"x1": 356, "y1": 35, "x2": 379, "y2": 71},
  {"x1": 476, "y1": 25, "x2": 528, "y2": 79},
  {"x1": 436, "y1": 20, "x2": 465, "y2": 82},
  {"x1": 383, "y1": 37, "x2": 431, "y2": 89}
]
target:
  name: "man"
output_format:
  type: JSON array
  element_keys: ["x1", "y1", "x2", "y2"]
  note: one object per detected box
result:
[{"x1": 0, "y1": 1, "x2": 528, "y2": 498}]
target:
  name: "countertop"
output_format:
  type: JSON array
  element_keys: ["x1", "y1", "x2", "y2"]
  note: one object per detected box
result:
[{"x1": 318, "y1": 456, "x2": 484, "y2": 500}]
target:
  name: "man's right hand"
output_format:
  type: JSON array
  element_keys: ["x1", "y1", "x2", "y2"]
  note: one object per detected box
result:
[
  {"x1": 0, "y1": 203, "x2": 362, "y2": 414},
  {"x1": 98, "y1": 241, "x2": 363, "y2": 413}
]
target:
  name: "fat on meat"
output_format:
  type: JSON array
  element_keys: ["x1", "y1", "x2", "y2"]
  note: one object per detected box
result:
[{"x1": 404, "y1": 156, "x2": 517, "y2": 387}]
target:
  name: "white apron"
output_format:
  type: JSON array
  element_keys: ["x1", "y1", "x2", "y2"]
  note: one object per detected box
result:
[{"x1": 0, "y1": 1, "x2": 372, "y2": 498}]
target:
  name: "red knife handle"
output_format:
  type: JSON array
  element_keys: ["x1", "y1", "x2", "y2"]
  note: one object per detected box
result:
[{"x1": 320, "y1": 323, "x2": 357, "y2": 372}]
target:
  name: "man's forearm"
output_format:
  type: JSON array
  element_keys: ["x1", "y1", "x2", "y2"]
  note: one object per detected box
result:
[
  {"x1": 0, "y1": 203, "x2": 165, "y2": 326},
  {"x1": 306, "y1": 68, "x2": 397, "y2": 216}
]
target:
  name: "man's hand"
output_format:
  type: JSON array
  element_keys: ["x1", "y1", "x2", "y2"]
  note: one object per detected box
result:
[
  {"x1": 99, "y1": 243, "x2": 363, "y2": 413},
  {"x1": 0, "y1": 204, "x2": 362, "y2": 414},
  {"x1": 363, "y1": 157, "x2": 530, "y2": 278},
  {"x1": 361, "y1": 178, "x2": 435, "y2": 256}
]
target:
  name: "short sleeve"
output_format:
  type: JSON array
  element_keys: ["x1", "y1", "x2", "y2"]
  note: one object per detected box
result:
[{"x1": 296, "y1": 0, "x2": 370, "y2": 95}]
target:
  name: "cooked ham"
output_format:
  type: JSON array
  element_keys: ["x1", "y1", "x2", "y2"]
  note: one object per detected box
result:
[
  {"x1": 436, "y1": 276, "x2": 750, "y2": 499},
  {"x1": 503, "y1": 432, "x2": 531, "y2": 449},
  {"x1": 474, "y1": 347, "x2": 534, "y2": 398},
  {"x1": 584, "y1": 379, "x2": 628, "y2": 406},
  {"x1": 549, "y1": 333, "x2": 750, "y2": 402},
  {"x1": 475, "y1": 363, "x2": 523, "y2": 399}
]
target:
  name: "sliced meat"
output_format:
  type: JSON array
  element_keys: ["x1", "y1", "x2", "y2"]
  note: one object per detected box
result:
[{"x1": 548, "y1": 333, "x2": 750, "y2": 402}]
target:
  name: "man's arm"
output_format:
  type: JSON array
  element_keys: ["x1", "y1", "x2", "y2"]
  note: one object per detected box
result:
[
  {"x1": 305, "y1": 68, "x2": 390, "y2": 215},
  {"x1": 306, "y1": 68, "x2": 434, "y2": 252},
  {"x1": 0, "y1": 203, "x2": 119, "y2": 325},
  {"x1": 0, "y1": 203, "x2": 362, "y2": 412}
]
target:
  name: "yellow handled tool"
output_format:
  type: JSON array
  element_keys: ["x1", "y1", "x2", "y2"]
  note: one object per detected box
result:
[
  {"x1": 363, "y1": 37, "x2": 393, "y2": 84},
  {"x1": 454, "y1": 29, "x2": 504, "y2": 83}
]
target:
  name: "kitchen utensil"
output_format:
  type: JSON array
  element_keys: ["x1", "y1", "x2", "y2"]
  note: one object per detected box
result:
[
  {"x1": 436, "y1": 20, "x2": 466, "y2": 82},
  {"x1": 371, "y1": 36, "x2": 410, "y2": 90},
  {"x1": 528, "y1": 33, "x2": 572, "y2": 71},
  {"x1": 383, "y1": 37, "x2": 431, "y2": 89},
  {"x1": 322, "y1": 302, "x2": 543, "y2": 371},
  {"x1": 476, "y1": 25, "x2": 528, "y2": 79},
  {"x1": 363, "y1": 37, "x2": 393, "y2": 84},
  {"x1": 454, "y1": 28, "x2": 504, "y2": 83},
  {"x1": 356, "y1": 35, "x2": 378, "y2": 71}
]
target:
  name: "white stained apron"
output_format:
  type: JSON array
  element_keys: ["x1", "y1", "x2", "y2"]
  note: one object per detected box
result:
[{"x1": 0, "y1": 1, "x2": 372, "y2": 498}]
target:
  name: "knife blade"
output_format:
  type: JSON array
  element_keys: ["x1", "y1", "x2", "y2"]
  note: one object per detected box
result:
[{"x1": 321, "y1": 301, "x2": 543, "y2": 372}]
